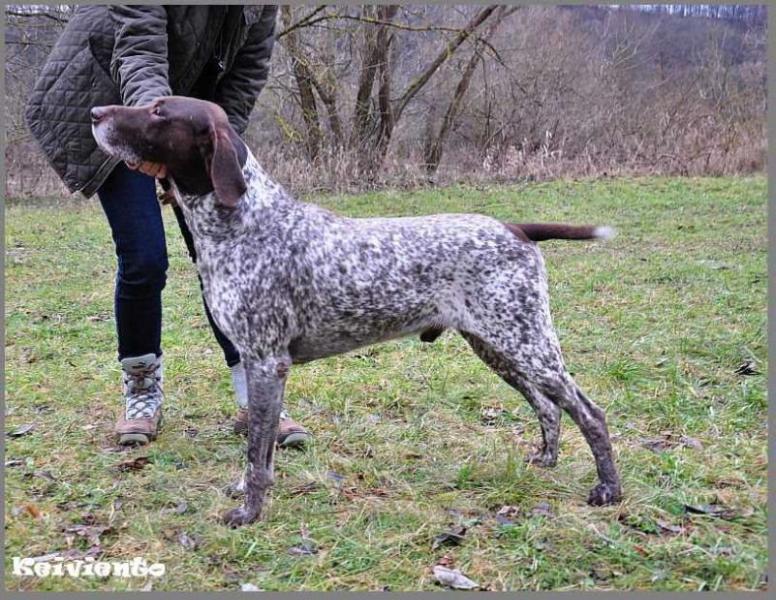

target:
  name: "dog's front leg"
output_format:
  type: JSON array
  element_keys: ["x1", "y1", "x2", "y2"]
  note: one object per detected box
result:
[{"x1": 222, "y1": 353, "x2": 289, "y2": 527}]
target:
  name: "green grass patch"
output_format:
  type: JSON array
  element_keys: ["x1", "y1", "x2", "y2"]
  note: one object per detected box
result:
[{"x1": 4, "y1": 176, "x2": 767, "y2": 591}]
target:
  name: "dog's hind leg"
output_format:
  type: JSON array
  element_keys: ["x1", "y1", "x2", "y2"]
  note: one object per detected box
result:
[
  {"x1": 222, "y1": 352, "x2": 289, "y2": 527},
  {"x1": 460, "y1": 324, "x2": 620, "y2": 505},
  {"x1": 461, "y1": 332, "x2": 560, "y2": 468},
  {"x1": 537, "y1": 373, "x2": 621, "y2": 505}
]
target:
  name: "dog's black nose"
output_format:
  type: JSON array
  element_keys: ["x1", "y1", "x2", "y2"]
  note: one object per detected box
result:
[{"x1": 90, "y1": 106, "x2": 109, "y2": 123}]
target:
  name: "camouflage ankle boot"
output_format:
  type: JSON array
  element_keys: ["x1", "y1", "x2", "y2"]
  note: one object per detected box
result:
[{"x1": 114, "y1": 353, "x2": 164, "y2": 445}]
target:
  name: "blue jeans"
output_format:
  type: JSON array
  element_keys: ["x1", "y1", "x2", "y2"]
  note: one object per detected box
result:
[{"x1": 97, "y1": 162, "x2": 241, "y2": 366}]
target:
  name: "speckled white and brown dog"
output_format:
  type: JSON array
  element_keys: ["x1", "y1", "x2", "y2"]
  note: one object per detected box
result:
[{"x1": 91, "y1": 96, "x2": 622, "y2": 526}]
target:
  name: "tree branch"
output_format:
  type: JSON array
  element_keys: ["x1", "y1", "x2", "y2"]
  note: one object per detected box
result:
[
  {"x1": 394, "y1": 6, "x2": 499, "y2": 121},
  {"x1": 276, "y1": 6, "x2": 330, "y2": 39}
]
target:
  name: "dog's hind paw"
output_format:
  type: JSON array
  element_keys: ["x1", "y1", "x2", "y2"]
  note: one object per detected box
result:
[
  {"x1": 221, "y1": 505, "x2": 259, "y2": 527},
  {"x1": 587, "y1": 482, "x2": 622, "y2": 506},
  {"x1": 525, "y1": 451, "x2": 557, "y2": 468}
]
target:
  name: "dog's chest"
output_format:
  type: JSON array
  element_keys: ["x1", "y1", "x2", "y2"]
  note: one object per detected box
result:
[{"x1": 194, "y1": 237, "x2": 291, "y2": 347}]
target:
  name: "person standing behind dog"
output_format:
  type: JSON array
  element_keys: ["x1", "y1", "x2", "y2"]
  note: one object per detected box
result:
[{"x1": 25, "y1": 5, "x2": 311, "y2": 447}]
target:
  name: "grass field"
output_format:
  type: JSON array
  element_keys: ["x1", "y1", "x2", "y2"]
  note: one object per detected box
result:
[{"x1": 4, "y1": 176, "x2": 767, "y2": 591}]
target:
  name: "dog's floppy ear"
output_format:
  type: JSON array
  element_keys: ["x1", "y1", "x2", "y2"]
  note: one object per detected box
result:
[{"x1": 207, "y1": 125, "x2": 246, "y2": 208}]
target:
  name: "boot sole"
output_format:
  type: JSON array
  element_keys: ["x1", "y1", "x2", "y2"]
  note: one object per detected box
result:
[
  {"x1": 117, "y1": 413, "x2": 162, "y2": 446},
  {"x1": 119, "y1": 432, "x2": 152, "y2": 445},
  {"x1": 278, "y1": 431, "x2": 311, "y2": 448},
  {"x1": 233, "y1": 419, "x2": 310, "y2": 447}
]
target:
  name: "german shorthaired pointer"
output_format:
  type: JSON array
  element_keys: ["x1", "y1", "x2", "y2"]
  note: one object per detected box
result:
[{"x1": 91, "y1": 96, "x2": 622, "y2": 527}]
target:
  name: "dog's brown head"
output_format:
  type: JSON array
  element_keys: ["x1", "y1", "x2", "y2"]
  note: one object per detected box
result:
[{"x1": 91, "y1": 96, "x2": 247, "y2": 207}]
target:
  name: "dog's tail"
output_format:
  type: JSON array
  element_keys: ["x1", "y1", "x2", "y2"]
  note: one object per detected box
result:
[{"x1": 505, "y1": 222, "x2": 616, "y2": 242}]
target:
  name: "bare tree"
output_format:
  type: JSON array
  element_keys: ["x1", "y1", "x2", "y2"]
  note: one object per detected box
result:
[{"x1": 423, "y1": 6, "x2": 517, "y2": 176}]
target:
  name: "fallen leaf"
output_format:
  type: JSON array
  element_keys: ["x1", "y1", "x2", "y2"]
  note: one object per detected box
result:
[
  {"x1": 734, "y1": 360, "x2": 759, "y2": 376},
  {"x1": 178, "y1": 531, "x2": 199, "y2": 551},
  {"x1": 679, "y1": 435, "x2": 703, "y2": 450},
  {"x1": 432, "y1": 565, "x2": 479, "y2": 590},
  {"x1": 29, "y1": 546, "x2": 102, "y2": 563},
  {"x1": 641, "y1": 432, "x2": 703, "y2": 453},
  {"x1": 34, "y1": 470, "x2": 57, "y2": 482},
  {"x1": 684, "y1": 503, "x2": 738, "y2": 519},
  {"x1": 63, "y1": 523, "x2": 114, "y2": 547},
  {"x1": 288, "y1": 539, "x2": 318, "y2": 556},
  {"x1": 655, "y1": 519, "x2": 685, "y2": 535},
  {"x1": 7, "y1": 423, "x2": 35, "y2": 437},
  {"x1": 495, "y1": 505, "x2": 520, "y2": 525},
  {"x1": 23, "y1": 503, "x2": 42, "y2": 519},
  {"x1": 115, "y1": 456, "x2": 152, "y2": 472},
  {"x1": 714, "y1": 477, "x2": 744, "y2": 489},
  {"x1": 432, "y1": 525, "x2": 467, "y2": 549}
]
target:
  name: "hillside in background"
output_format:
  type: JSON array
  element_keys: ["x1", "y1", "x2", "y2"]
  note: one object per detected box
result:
[{"x1": 5, "y1": 4, "x2": 767, "y2": 197}]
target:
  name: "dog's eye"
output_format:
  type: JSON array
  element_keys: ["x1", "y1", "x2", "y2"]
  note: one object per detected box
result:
[{"x1": 152, "y1": 106, "x2": 163, "y2": 117}]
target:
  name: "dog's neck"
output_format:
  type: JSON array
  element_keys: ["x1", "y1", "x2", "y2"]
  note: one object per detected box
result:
[{"x1": 171, "y1": 150, "x2": 292, "y2": 242}]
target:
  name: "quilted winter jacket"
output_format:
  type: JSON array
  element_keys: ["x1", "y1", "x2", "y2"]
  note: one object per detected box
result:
[{"x1": 25, "y1": 4, "x2": 278, "y2": 198}]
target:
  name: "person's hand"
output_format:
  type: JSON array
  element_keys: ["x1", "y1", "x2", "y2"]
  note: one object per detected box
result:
[{"x1": 128, "y1": 160, "x2": 167, "y2": 179}]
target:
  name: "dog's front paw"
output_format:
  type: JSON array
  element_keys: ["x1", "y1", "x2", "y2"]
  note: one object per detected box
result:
[
  {"x1": 221, "y1": 505, "x2": 259, "y2": 527},
  {"x1": 587, "y1": 482, "x2": 622, "y2": 506}
]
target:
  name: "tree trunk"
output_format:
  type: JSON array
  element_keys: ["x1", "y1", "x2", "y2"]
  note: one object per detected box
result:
[
  {"x1": 354, "y1": 5, "x2": 500, "y2": 178},
  {"x1": 350, "y1": 5, "x2": 399, "y2": 179},
  {"x1": 424, "y1": 7, "x2": 517, "y2": 176},
  {"x1": 281, "y1": 6, "x2": 322, "y2": 161}
]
